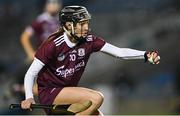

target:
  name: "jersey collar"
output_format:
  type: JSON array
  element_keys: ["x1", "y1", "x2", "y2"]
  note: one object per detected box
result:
[{"x1": 64, "y1": 32, "x2": 77, "y2": 48}]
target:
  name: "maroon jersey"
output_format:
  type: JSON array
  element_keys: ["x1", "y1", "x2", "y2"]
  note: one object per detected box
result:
[
  {"x1": 35, "y1": 32, "x2": 106, "y2": 89},
  {"x1": 26, "y1": 12, "x2": 59, "y2": 47}
]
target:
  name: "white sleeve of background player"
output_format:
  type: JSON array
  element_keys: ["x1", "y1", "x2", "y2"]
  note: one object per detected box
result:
[
  {"x1": 24, "y1": 58, "x2": 44, "y2": 99},
  {"x1": 100, "y1": 43, "x2": 146, "y2": 59}
]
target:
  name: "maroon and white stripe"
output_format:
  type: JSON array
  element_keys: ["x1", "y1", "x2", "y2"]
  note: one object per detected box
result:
[{"x1": 54, "y1": 35, "x2": 65, "y2": 46}]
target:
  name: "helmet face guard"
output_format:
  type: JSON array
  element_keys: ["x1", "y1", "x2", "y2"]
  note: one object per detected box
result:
[{"x1": 59, "y1": 6, "x2": 91, "y2": 42}]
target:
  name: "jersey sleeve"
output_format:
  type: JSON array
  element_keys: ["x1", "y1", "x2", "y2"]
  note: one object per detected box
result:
[
  {"x1": 35, "y1": 41, "x2": 55, "y2": 64},
  {"x1": 101, "y1": 43, "x2": 145, "y2": 59},
  {"x1": 92, "y1": 36, "x2": 106, "y2": 52}
]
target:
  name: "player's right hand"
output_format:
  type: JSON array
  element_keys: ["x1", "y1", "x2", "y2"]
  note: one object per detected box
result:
[{"x1": 21, "y1": 98, "x2": 35, "y2": 110}]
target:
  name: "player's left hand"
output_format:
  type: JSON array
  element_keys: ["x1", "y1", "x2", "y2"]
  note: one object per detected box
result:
[{"x1": 145, "y1": 51, "x2": 160, "y2": 64}]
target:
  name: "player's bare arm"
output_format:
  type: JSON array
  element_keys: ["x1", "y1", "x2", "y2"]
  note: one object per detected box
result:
[{"x1": 20, "y1": 30, "x2": 35, "y2": 62}]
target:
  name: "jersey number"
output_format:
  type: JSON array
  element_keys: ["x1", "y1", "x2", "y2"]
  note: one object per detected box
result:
[{"x1": 70, "y1": 54, "x2": 76, "y2": 61}]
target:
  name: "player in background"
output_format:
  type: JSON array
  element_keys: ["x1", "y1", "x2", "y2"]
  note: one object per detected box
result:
[
  {"x1": 21, "y1": 6, "x2": 160, "y2": 115},
  {"x1": 21, "y1": 0, "x2": 62, "y2": 62},
  {"x1": 13, "y1": 0, "x2": 62, "y2": 96}
]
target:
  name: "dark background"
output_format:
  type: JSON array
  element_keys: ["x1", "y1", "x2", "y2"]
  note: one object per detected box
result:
[{"x1": 0, "y1": 0, "x2": 180, "y2": 115}]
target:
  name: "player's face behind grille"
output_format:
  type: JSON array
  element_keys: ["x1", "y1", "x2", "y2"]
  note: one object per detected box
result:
[
  {"x1": 65, "y1": 20, "x2": 90, "y2": 38},
  {"x1": 74, "y1": 20, "x2": 90, "y2": 38}
]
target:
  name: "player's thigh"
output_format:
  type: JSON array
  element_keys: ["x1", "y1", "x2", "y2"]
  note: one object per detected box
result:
[{"x1": 53, "y1": 87, "x2": 104, "y2": 105}]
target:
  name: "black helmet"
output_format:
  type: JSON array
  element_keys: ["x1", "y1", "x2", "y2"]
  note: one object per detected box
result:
[{"x1": 59, "y1": 6, "x2": 91, "y2": 26}]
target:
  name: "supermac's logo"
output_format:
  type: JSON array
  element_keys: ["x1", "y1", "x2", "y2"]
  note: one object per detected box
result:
[
  {"x1": 55, "y1": 60, "x2": 85, "y2": 78},
  {"x1": 55, "y1": 65, "x2": 75, "y2": 78},
  {"x1": 57, "y1": 53, "x2": 65, "y2": 61},
  {"x1": 78, "y1": 48, "x2": 85, "y2": 57}
]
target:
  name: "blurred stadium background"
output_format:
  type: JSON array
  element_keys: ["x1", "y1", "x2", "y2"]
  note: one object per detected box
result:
[{"x1": 0, "y1": 0, "x2": 180, "y2": 115}]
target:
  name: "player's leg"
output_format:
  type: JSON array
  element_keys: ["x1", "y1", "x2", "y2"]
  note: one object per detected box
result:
[
  {"x1": 92, "y1": 109, "x2": 104, "y2": 116},
  {"x1": 53, "y1": 87, "x2": 104, "y2": 115}
]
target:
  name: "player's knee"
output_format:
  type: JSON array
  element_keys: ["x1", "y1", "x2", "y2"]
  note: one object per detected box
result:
[
  {"x1": 96, "y1": 91, "x2": 104, "y2": 106},
  {"x1": 91, "y1": 91, "x2": 104, "y2": 108}
]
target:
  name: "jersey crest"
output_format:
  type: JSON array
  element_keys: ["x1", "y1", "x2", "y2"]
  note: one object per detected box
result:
[
  {"x1": 78, "y1": 48, "x2": 85, "y2": 57},
  {"x1": 57, "y1": 53, "x2": 65, "y2": 61}
]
